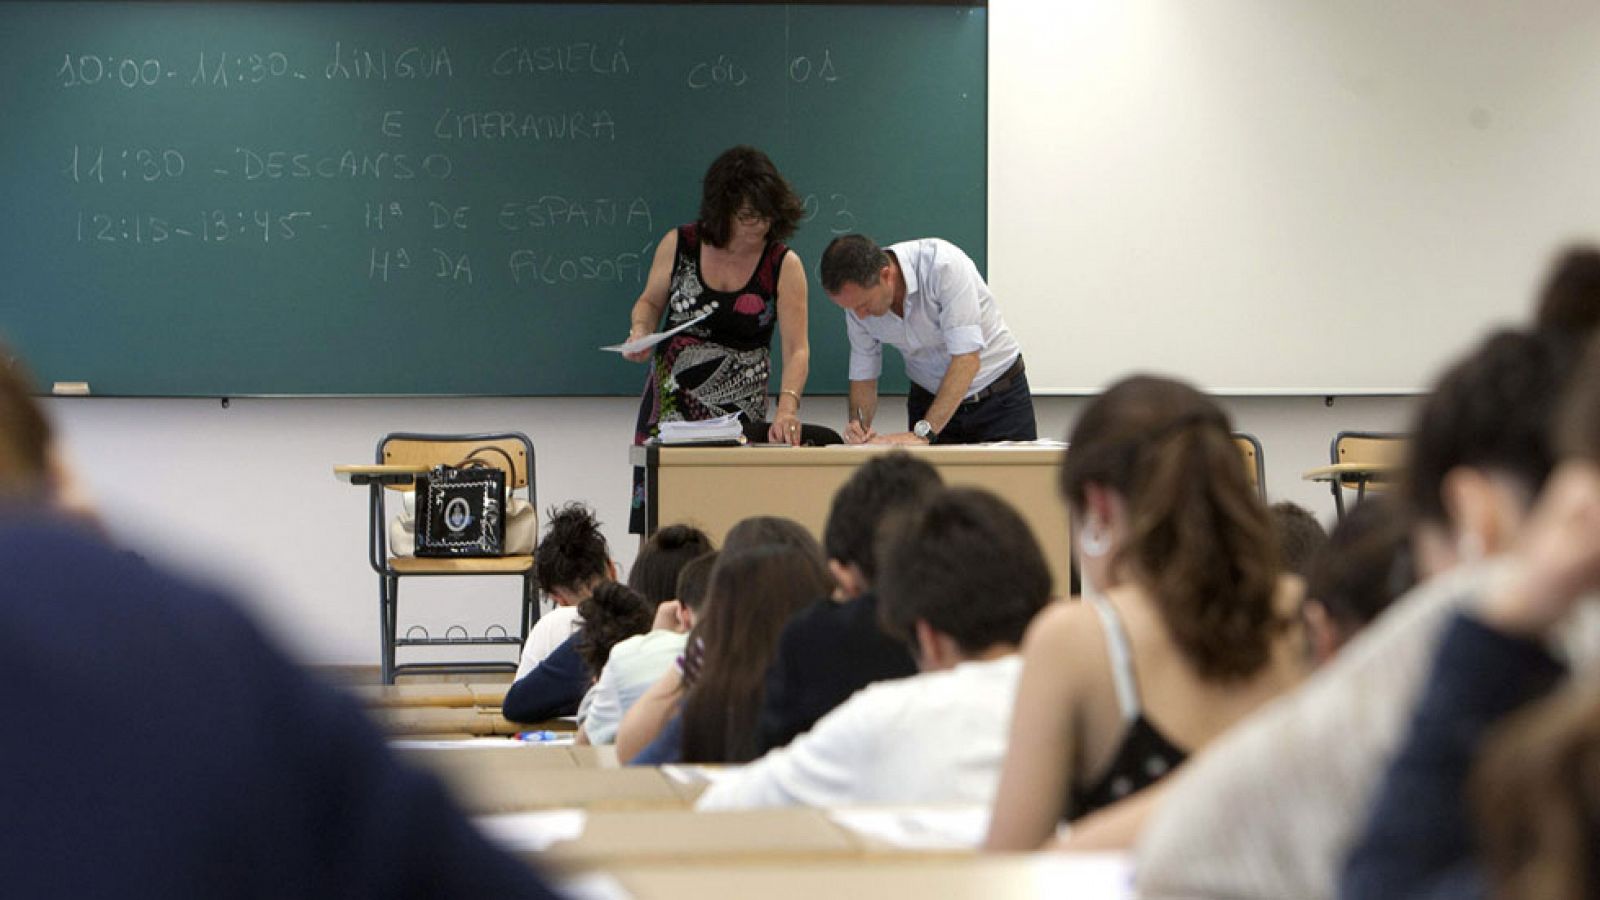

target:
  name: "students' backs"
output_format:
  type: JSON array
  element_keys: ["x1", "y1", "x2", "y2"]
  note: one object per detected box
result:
[{"x1": 0, "y1": 517, "x2": 560, "y2": 900}]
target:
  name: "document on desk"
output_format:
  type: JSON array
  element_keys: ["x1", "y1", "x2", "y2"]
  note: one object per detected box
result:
[
  {"x1": 826, "y1": 805, "x2": 991, "y2": 850},
  {"x1": 1030, "y1": 852, "x2": 1135, "y2": 899},
  {"x1": 600, "y1": 310, "x2": 712, "y2": 354},
  {"x1": 475, "y1": 809, "x2": 588, "y2": 852}
]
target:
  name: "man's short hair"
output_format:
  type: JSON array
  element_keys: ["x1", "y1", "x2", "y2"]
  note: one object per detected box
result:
[
  {"x1": 1270, "y1": 502, "x2": 1327, "y2": 579},
  {"x1": 823, "y1": 452, "x2": 943, "y2": 582},
  {"x1": 1405, "y1": 328, "x2": 1578, "y2": 525},
  {"x1": 876, "y1": 487, "x2": 1051, "y2": 655},
  {"x1": 820, "y1": 234, "x2": 890, "y2": 294},
  {"x1": 674, "y1": 551, "x2": 719, "y2": 614},
  {"x1": 1305, "y1": 496, "x2": 1414, "y2": 631}
]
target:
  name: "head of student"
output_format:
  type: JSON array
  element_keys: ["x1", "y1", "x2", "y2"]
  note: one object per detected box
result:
[
  {"x1": 820, "y1": 234, "x2": 897, "y2": 319},
  {"x1": 1271, "y1": 501, "x2": 1328, "y2": 581},
  {"x1": 627, "y1": 523, "x2": 714, "y2": 606},
  {"x1": 533, "y1": 502, "x2": 614, "y2": 605},
  {"x1": 1533, "y1": 244, "x2": 1600, "y2": 338},
  {"x1": 876, "y1": 487, "x2": 1051, "y2": 669},
  {"x1": 1403, "y1": 328, "x2": 1577, "y2": 578},
  {"x1": 0, "y1": 344, "x2": 53, "y2": 506},
  {"x1": 679, "y1": 542, "x2": 832, "y2": 763},
  {"x1": 1061, "y1": 374, "x2": 1282, "y2": 681},
  {"x1": 697, "y1": 145, "x2": 804, "y2": 250},
  {"x1": 823, "y1": 451, "x2": 944, "y2": 598},
  {"x1": 721, "y1": 514, "x2": 826, "y2": 567},
  {"x1": 1301, "y1": 496, "x2": 1415, "y2": 665},
  {"x1": 576, "y1": 581, "x2": 654, "y2": 679}
]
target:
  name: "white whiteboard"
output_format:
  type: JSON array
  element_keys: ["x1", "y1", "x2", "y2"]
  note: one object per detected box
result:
[{"x1": 989, "y1": 0, "x2": 1600, "y2": 394}]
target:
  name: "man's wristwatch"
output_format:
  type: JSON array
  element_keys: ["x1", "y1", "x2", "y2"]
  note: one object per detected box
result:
[{"x1": 913, "y1": 419, "x2": 936, "y2": 441}]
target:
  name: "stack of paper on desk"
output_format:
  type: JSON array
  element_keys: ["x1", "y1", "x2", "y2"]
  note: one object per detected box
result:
[{"x1": 657, "y1": 413, "x2": 745, "y2": 445}]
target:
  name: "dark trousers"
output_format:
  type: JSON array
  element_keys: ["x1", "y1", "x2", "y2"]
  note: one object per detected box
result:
[{"x1": 907, "y1": 370, "x2": 1038, "y2": 444}]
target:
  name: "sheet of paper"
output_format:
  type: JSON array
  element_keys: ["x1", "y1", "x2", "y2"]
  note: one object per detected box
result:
[
  {"x1": 474, "y1": 809, "x2": 588, "y2": 852},
  {"x1": 558, "y1": 873, "x2": 636, "y2": 900},
  {"x1": 826, "y1": 805, "x2": 992, "y2": 850},
  {"x1": 388, "y1": 737, "x2": 524, "y2": 749},
  {"x1": 1029, "y1": 853, "x2": 1136, "y2": 898},
  {"x1": 659, "y1": 763, "x2": 743, "y2": 787},
  {"x1": 600, "y1": 310, "x2": 712, "y2": 354}
]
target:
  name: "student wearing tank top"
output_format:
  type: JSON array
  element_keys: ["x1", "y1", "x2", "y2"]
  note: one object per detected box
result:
[{"x1": 985, "y1": 375, "x2": 1308, "y2": 850}]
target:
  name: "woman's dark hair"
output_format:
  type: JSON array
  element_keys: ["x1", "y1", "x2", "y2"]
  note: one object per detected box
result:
[
  {"x1": 678, "y1": 544, "x2": 831, "y2": 763},
  {"x1": 696, "y1": 145, "x2": 805, "y2": 249},
  {"x1": 0, "y1": 342, "x2": 52, "y2": 500},
  {"x1": 1061, "y1": 374, "x2": 1283, "y2": 681},
  {"x1": 1474, "y1": 683, "x2": 1600, "y2": 900},
  {"x1": 1304, "y1": 496, "x2": 1414, "y2": 631},
  {"x1": 575, "y1": 582, "x2": 653, "y2": 679},
  {"x1": 533, "y1": 502, "x2": 610, "y2": 595},
  {"x1": 877, "y1": 487, "x2": 1051, "y2": 655},
  {"x1": 627, "y1": 524, "x2": 714, "y2": 605},
  {"x1": 721, "y1": 515, "x2": 826, "y2": 570},
  {"x1": 1405, "y1": 329, "x2": 1576, "y2": 526},
  {"x1": 675, "y1": 551, "x2": 719, "y2": 614}
]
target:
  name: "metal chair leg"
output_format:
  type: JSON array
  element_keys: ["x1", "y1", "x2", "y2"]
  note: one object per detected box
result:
[{"x1": 380, "y1": 575, "x2": 399, "y2": 684}]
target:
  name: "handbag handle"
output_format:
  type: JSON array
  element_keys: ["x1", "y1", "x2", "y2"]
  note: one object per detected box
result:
[{"x1": 458, "y1": 444, "x2": 519, "y2": 487}]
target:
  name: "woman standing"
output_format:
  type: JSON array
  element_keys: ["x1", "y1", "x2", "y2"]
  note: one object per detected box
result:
[{"x1": 625, "y1": 146, "x2": 810, "y2": 533}]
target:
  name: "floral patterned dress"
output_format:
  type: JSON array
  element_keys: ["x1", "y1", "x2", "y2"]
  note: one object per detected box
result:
[{"x1": 630, "y1": 223, "x2": 789, "y2": 532}]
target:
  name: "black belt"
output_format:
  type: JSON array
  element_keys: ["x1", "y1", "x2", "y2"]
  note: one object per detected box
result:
[{"x1": 961, "y1": 356, "x2": 1026, "y2": 406}]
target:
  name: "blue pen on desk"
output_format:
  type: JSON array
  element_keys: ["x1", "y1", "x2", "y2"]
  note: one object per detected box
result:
[{"x1": 516, "y1": 730, "x2": 561, "y2": 743}]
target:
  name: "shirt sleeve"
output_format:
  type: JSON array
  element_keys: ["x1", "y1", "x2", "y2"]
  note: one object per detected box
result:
[
  {"x1": 930, "y1": 242, "x2": 986, "y2": 356},
  {"x1": 583, "y1": 658, "x2": 623, "y2": 745},
  {"x1": 1339, "y1": 612, "x2": 1566, "y2": 900},
  {"x1": 503, "y1": 632, "x2": 588, "y2": 724},
  {"x1": 846, "y1": 311, "x2": 883, "y2": 382},
  {"x1": 696, "y1": 685, "x2": 879, "y2": 810}
]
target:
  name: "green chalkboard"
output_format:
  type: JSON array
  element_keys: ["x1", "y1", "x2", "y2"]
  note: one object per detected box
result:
[{"x1": 0, "y1": 2, "x2": 985, "y2": 396}]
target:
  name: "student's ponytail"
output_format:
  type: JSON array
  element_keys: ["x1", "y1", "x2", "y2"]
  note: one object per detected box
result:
[{"x1": 1063, "y1": 375, "x2": 1284, "y2": 681}]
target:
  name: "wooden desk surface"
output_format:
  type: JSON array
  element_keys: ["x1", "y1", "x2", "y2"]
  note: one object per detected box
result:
[
  {"x1": 332, "y1": 463, "x2": 428, "y2": 485},
  {"x1": 418, "y1": 759, "x2": 696, "y2": 814},
  {"x1": 1302, "y1": 462, "x2": 1402, "y2": 483},
  {"x1": 539, "y1": 808, "x2": 867, "y2": 870},
  {"x1": 638, "y1": 443, "x2": 1074, "y2": 595},
  {"x1": 599, "y1": 853, "x2": 1133, "y2": 900}
]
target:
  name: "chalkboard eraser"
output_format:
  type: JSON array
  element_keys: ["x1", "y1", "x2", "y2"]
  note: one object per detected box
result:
[{"x1": 51, "y1": 381, "x2": 91, "y2": 396}]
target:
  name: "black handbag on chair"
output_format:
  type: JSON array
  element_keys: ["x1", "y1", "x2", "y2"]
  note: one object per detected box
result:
[{"x1": 415, "y1": 446, "x2": 515, "y2": 557}]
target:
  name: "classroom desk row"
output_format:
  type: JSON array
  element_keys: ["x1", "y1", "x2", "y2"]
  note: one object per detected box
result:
[
  {"x1": 395, "y1": 743, "x2": 1134, "y2": 898},
  {"x1": 347, "y1": 680, "x2": 579, "y2": 738}
]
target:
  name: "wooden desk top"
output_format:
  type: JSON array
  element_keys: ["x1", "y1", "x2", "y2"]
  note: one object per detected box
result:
[
  {"x1": 599, "y1": 853, "x2": 1133, "y2": 900},
  {"x1": 1302, "y1": 462, "x2": 1401, "y2": 483},
  {"x1": 541, "y1": 808, "x2": 865, "y2": 870},
  {"x1": 333, "y1": 463, "x2": 428, "y2": 485}
]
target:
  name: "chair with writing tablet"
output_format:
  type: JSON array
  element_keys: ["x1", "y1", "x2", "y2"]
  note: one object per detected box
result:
[
  {"x1": 1233, "y1": 432, "x2": 1267, "y2": 502},
  {"x1": 356, "y1": 432, "x2": 538, "y2": 684},
  {"x1": 1312, "y1": 431, "x2": 1407, "y2": 519}
]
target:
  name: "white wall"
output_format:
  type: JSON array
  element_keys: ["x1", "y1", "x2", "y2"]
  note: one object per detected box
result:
[
  {"x1": 45, "y1": 391, "x2": 1413, "y2": 665},
  {"x1": 989, "y1": 0, "x2": 1600, "y2": 393}
]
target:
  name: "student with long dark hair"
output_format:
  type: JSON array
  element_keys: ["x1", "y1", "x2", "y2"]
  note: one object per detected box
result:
[{"x1": 986, "y1": 374, "x2": 1306, "y2": 849}]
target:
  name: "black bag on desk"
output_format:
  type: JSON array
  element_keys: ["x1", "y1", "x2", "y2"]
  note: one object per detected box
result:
[{"x1": 414, "y1": 447, "x2": 513, "y2": 557}]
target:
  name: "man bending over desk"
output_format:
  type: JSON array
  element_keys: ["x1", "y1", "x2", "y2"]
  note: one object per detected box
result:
[{"x1": 821, "y1": 233, "x2": 1037, "y2": 445}]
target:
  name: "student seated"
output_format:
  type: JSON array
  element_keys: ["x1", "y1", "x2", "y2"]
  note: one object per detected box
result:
[
  {"x1": 571, "y1": 524, "x2": 711, "y2": 743},
  {"x1": 985, "y1": 374, "x2": 1307, "y2": 850},
  {"x1": 582, "y1": 549, "x2": 716, "y2": 746},
  {"x1": 573, "y1": 581, "x2": 652, "y2": 711},
  {"x1": 698, "y1": 486, "x2": 1050, "y2": 809},
  {"x1": 1301, "y1": 496, "x2": 1414, "y2": 665},
  {"x1": 0, "y1": 354, "x2": 560, "y2": 899},
  {"x1": 1134, "y1": 329, "x2": 1591, "y2": 900},
  {"x1": 503, "y1": 502, "x2": 613, "y2": 722},
  {"x1": 1342, "y1": 342, "x2": 1600, "y2": 900},
  {"x1": 755, "y1": 452, "x2": 940, "y2": 753},
  {"x1": 615, "y1": 516, "x2": 824, "y2": 763}
]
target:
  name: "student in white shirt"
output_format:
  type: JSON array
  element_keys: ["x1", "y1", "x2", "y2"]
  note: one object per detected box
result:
[
  {"x1": 696, "y1": 487, "x2": 1051, "y2": 810},
  {"x1": 820, "y1": 233, "x2": 1035, "y2": 446},
  {"x1": 582, "y1": 550, "x2": 716, "y2": 745}
]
